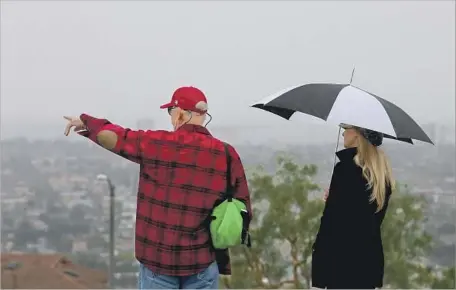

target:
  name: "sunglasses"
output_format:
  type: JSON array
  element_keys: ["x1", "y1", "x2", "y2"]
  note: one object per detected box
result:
[{"x1": 167, "y1": 106, "x2": 176, "y2": 115}]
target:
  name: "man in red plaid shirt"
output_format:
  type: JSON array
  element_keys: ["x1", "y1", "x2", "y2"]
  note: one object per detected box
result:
[{"x1": 63, "y1": 86, "x2": 252, "y2": 289}]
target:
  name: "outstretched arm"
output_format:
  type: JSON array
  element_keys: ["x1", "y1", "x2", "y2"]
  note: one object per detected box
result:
[{"x1": 76, "y1": 113, "x2": 150, "y2": 163}]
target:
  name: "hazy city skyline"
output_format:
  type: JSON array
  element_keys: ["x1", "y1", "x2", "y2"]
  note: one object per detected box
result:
[{"x1": 1, "y1": 1, "x2": 454, "y2": 140}]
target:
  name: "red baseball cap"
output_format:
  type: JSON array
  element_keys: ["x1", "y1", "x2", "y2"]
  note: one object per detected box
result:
[{"x1": 160, "y1": 86, "x2": 208, "y2": 114}]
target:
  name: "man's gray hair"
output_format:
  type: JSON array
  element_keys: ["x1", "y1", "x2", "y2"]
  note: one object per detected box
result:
[{"x1": 195, "y1": 101, "x2": 208, "y2": 112}]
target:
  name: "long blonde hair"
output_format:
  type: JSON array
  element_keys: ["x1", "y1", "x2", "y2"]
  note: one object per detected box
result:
[{"x1": 354, "y1": 132, "x2": 395, "y2": 212}]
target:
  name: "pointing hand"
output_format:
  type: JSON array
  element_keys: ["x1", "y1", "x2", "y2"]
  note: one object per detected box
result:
[{"x1": 63, "y1": 116, "x2": 86, "y2": 136}]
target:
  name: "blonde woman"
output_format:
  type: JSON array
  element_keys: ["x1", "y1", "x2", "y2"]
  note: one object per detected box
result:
[{"x1": 311, "y1": 124, "x2": 395, "y2": 289}]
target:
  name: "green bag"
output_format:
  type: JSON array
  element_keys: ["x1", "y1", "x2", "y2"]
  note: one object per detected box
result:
[{"x1": 209, "y1": 143, "x2": 251, "y2": 249}]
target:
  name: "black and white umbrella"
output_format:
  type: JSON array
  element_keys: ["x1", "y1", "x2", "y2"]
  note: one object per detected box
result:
[{"x1": 252, "y1": 83, "x2": 433, "y2": 145}]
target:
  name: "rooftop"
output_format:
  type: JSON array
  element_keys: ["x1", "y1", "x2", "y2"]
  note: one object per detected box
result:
[{"x1": 1, "y1": 253, "x2": 107, "y2": 289}]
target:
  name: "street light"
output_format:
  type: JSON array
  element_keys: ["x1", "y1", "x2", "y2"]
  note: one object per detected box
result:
[
  {"x1": 4, "y1": 262, "x2": 21, "y2": 289},
  {"x1": 96, "y1": 174, "x2": 115, "y2": 289}
]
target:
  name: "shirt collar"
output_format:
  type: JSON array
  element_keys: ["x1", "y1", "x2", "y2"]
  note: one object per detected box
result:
[
  {"x1": 336, "y1": 147, "x2": 358, "y2": 162},
  {"x1": 177, "y1": 124, "x2": 212, "y2": 136}
]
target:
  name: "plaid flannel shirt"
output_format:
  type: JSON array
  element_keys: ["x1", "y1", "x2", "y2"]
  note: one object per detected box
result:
[{"x1": 78, "y1": 114, "x2": 252, "y2": 276}]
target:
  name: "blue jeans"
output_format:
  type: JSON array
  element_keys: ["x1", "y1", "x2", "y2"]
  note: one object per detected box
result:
[{"x1": 138, "y1": 262, "x2": 219, "y2": 289}]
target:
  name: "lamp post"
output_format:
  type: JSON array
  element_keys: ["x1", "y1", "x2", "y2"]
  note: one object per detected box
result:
[
  {"x1": 5, "y1": 262, "x2": 21, "y2": 289},
  {"x1": 97, "y1": 174, "x2": 115, "y2": 289}
]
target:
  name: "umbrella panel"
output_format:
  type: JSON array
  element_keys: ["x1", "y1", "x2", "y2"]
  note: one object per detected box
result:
[
  {"x1": 252, "y1": 83, "x2": 432, "y2": 145},
  {"x1": 252, "y1": 104, "x2": 414, "y2": 144}
]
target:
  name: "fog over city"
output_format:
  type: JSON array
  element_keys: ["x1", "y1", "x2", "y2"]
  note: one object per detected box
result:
[
  {"x1": 1, "y1": 2, "x2": 455, "y2": 289},
  {"x1": 1, "y1": 1, "x2": 454, "y2": 142}
]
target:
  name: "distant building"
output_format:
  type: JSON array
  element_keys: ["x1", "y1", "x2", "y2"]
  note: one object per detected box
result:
[
  {"x1": 422, "y1": 123, "x2": 438, "y2": 144},
  {"x1": 422, "y1": 122, "x2": 456, "y2": 145},
  {"x1": 1, "y1": 253, "x2": 107, "y2": 289},
  {"x1": 72, "y1": 240, "x2": 89, "y2": 253},
  {"x1": 437, "y1": 124, "x2": 456, "y2": 145},
  {"x1": 136, "y1": 118, "x2": 155, "y2": 130}
]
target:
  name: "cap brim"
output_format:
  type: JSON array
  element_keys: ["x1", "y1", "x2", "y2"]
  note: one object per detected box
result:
[{"x1": 160, "y1": 103, "x2": 174, "y2": 109}]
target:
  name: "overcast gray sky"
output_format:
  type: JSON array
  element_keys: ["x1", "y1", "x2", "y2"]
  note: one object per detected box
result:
[{"x1": 1, "y1": 0, "x2": 454, "y2": 140}]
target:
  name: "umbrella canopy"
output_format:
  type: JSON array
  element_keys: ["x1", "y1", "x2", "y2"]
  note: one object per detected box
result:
[{"x1": 252, "y1": 83, "x2": 433, "y2": 145}]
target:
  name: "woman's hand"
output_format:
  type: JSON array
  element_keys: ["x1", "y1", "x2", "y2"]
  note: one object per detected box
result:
[{"x1": 323, "y1": 189, "x2": 329, "y2": 202}]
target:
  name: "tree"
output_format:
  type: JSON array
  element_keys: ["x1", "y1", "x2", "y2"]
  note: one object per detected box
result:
[
  {"x1": 13, "y1": 220, "x2": 39, "y2": 249},
  {"x1": 223, "y1": 157, "x2": 455, "y2": 289},
  {"x1": 223, "y1": 155, "x2": 322, "y2": 289},
  {"x1": 382, "y1": 184, "x2": 455, "y2": 289},
  {"x1": 381, "y1": 184, "x2": 431, "y2": 288},
  {"x1": 69, "y1": 204, "x2": 89, "y2": 223},
  {"x1": 429, "y1": 267, "x2": 455, "y2": 289}
]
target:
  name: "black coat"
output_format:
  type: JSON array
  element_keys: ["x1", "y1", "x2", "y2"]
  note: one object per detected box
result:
[{"x1": 312, "y1": 147, "x2": 391, "y2": 289}]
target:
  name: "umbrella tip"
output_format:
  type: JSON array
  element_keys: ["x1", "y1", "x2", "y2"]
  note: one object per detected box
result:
[{"x1": 349, "y1": 66, "x2": 356, "y2": 85}]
